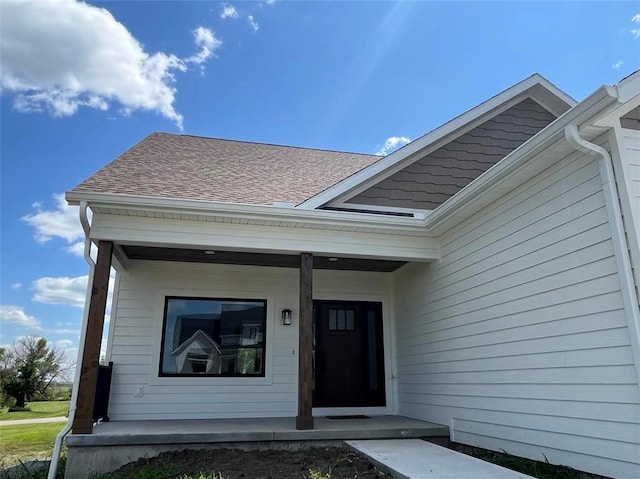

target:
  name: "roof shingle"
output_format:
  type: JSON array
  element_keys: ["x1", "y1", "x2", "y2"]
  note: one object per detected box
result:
[{"x1": 71, "y1": 132, "x2": 381, "y2": 205}]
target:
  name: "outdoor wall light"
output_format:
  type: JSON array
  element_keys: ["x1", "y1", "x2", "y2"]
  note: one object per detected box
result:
[{"x1": 281, "y1": 309, "x2": 293, "y2": 326}]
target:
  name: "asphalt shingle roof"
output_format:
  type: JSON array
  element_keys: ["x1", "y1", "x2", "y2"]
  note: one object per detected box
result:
[{"x1": 71, "y1": 132, "x2": 381, "y2": 206}]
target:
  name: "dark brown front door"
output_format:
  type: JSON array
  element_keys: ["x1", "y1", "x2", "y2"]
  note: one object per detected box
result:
[{"x1": 313, "y1": 301, "x2": 385, "y2": 408}]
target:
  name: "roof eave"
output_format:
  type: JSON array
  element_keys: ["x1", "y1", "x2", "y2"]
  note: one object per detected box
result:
[{"x1": 65, "y1": 190, "x2": 431, "y2": 234}]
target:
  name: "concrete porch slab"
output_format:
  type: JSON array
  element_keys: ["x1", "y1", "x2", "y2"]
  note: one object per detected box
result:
[
  {"x1": 63, "y1": 416, "x2": 449, "y2": 478},
  {"x1": 65, "y1": 415, "x2": 448, "y2": 447},
  {"x1": 347, "y1": 439, "x2": 535, "y2": 479}
]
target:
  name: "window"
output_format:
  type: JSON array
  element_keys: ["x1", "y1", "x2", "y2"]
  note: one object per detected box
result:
[
  {"x1": 159, "y1": 297, "x2": 266, "y2": 377},
  {"x1": 328, "y1": 308, "x2": 355, "y2": 331}
]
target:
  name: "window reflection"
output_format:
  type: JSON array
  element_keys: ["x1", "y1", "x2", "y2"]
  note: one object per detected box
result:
[{"x1": 160, "y1": 297, "x2": 266, "y2": 376}]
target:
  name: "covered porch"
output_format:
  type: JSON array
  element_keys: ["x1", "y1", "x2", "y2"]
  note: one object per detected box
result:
[{"x1": 68, "y1": 196, "x2": 440, "y2": 436}]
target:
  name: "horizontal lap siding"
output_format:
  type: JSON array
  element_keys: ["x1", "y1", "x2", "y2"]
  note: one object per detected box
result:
[
  {"x1": 107, "y1": 262, "x2": 389, "y2": 420},
  {"x1": 394, "y1": 151, "x2": 640, "y2": 479}
]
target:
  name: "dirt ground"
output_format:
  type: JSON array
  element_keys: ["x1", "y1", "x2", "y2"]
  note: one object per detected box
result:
[{"x1": 110, "y1": 447, "x2": 393, "y2": 479}]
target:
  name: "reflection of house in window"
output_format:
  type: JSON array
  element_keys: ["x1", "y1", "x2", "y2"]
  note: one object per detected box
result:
[
  {"x1": 242, "y1": 324, "x2": 261, "y2": 344},
  {"x1": 165, "y1": 302, "x2": 265, "y2": 375},
  {"x1": 171, "y1": 330, "x2": 222, "y2": 374}
]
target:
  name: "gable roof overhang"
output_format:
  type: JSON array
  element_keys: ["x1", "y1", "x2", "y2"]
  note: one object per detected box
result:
[
  {"x1": 424, "y1": 73, "x2": 639, "y2": 236},
  {"x1": 298, "y1": 74, "x2": 577, "y2": 211}
]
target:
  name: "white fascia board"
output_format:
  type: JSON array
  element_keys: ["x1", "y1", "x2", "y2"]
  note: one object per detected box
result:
[
  {"x1": 594, "y1": 95, "x2": 640, "y2": 129},
  {"x1": 615, "y1": 70, "x2": 640, "y2": 103},
  {"x1": 65, "y1": 191, "x2": 431, "y2": 235},
  {"x1": 298, "y1": 74, "x2": 576, "y2": 211},
  {"x1": 424, "y1": 85, "x2": 619, "y2": 235},
  {"x1": 593, "y1": 74, "x2": 640, "y2": 128}
]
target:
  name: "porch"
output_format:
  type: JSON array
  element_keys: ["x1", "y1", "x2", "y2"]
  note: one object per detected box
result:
[
  {"x1": 68, "y1": 202, "x2": 439, "y2": 435},
  {"x1": 64, "y1": 415, "x2": 448, "y2": 477}
]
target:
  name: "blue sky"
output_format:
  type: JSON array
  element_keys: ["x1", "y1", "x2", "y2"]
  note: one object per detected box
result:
[{"x1": 1, "y1": 0, "x2": 639, "y2": 365}]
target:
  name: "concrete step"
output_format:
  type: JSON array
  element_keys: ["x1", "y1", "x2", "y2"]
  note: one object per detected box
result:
[{"x1": 346, "y1": 439, "x2": 535, "y2": 479}]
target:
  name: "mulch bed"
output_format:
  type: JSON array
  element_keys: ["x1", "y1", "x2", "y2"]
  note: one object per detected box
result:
[{"x1": 109, "y1": 447, "x2": 392, "y2": 479}]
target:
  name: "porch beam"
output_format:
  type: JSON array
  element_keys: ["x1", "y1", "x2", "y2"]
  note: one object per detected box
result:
[
  {"x1": 296, "y1": 252, "x2": 314, "y2": 430},
  {"x1": 72, "y1": 240, "x2": 113, "y2": 434}
]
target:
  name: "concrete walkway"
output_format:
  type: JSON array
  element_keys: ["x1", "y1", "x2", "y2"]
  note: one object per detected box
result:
[
  {"x1": 347, "y1": 439, "x2": 535, "y2": 479},
  {"x1": 0, "y1": 416, "x2": 67, "y2": 426}
]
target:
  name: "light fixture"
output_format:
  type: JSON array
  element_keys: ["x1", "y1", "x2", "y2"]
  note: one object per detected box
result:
[
  {"x1": 204, "y1": 250, "x2": 216, "y2": 255},
  {"x1": 281, "y1": 308, "x2": 293, "y2": 326}
]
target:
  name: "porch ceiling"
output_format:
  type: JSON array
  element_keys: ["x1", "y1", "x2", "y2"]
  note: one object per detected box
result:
[{"x1": 121, "y1": 245, "x2": 407, "y2": 272}]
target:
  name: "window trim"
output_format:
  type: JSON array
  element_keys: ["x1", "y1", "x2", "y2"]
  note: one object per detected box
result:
[{"x1": 158, "y1": 295, "x2": 268, "y2": 378}]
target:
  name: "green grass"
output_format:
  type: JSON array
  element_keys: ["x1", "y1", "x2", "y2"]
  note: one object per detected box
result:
[
  {"x1": 0, "y1": 401, "x2": 69, "y2": 421},
  {"x1": 0, "y1": 457, "x2": 67, "y2": 479},
  {"x1": 462, "y1": 447, "x2": 586, "y2": 479},
  {"x1": 0, "y1": 422, "x2": 64, "y2": 467}
]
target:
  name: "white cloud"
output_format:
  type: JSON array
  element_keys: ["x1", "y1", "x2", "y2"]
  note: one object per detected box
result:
[
  {"x1": 48, "y1": 328, "x2": 81, "y2": 336},
  {"x1": 0, "y1": 305, "x2": 41, "y2": 329},
  {"x1": 10, "y1": 283, "x2": 23, "y2": 291},
  {"x1": 32, "y1": 276, "x2": 88, "y2": 307},
  {"x1": 375, "y1": 136, "x2": 411, "y2": 156},
  {"x1": 56, "y1": 321, "x2": 78, "y2": 328},
  {"x1": 248, "y1": 15, "x2": 259, "y2": 33},
  {"x1": 49, "y1": 320, "x2": 83, "y2": 337},
  {"x1": 0, "y1": 0, "x2": 220, "y2": 128},
  {"x1": 31, "y1": 273, "x2": 115, "y2": 313},
  {"x1": 220, "y1": 4, "x2": 239, "y2": 19},
  {"x1": 266, "y1": 0, "x2": 276, "y2": 4},
  {"x1": 65, "y1": 346, "x2": 79, "y2": 363},
  {"x1": 612, "y1": 60, "x2": 624, "y2": 70},
  {"x1": 67, "y1": 241, "x2": 86, "y2": 257},
  {"x1": 55, "y1": 339, "x2": 74, "y2": 348},
  {"x1": 22, "y1": 194, "x2": 83, "y2": 244},
  {"x1": 186, "y1": 27, "x2": 222, "y2": 67},
  {"x1": 23, "y1": 193, "x2": 91, "y2": 257},
  {"x1": 631, "y1": 13, "x2": 640, "y2": 39}
]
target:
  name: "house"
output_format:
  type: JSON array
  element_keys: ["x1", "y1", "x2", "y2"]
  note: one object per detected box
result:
[
  {"x1": 170, "y1": 329, "x2": 222, "y2": 375},
  {"x1": 60, "y1": 73, "x2": 640, "y2": 479}
]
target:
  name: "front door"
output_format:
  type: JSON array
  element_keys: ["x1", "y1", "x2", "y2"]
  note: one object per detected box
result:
[{"x1": 313, "y1": 301, "x2": 385, "y2": 408}]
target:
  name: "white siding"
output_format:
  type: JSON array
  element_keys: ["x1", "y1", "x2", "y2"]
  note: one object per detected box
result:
[
  {"x1": 393, "y1": 149, "x2": 640, "y2": 479},
  {"x1": 106, "y1": 261, "x2": 391, "y2": 420}
]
